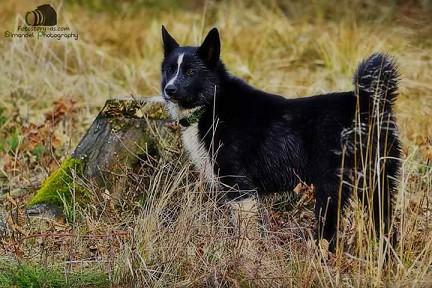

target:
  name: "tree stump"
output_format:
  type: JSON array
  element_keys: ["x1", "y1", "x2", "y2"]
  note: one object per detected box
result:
[{"x1": 28, "y1": 97, "x2": 180, "y2": 209}]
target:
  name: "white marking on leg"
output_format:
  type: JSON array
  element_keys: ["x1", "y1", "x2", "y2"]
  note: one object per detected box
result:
[
  {"x1": 230, "y1": 197, "x2": 260, "y2": 241},
  {"x1": 164, "y1": 53, "x2": 184, "y2": 96}
]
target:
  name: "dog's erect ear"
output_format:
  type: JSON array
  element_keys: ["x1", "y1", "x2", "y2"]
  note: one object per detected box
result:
[
  {"x1": 161, "y1": 25, "x2": 179, "y2": 56},
  {"x1": 197, "y1": 28, "x2": 220, "y2": 66}
]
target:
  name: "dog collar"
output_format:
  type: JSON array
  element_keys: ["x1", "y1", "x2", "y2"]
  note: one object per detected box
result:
[{"x1": 179, "y1": 107, "x2": 206, "y2": 127}]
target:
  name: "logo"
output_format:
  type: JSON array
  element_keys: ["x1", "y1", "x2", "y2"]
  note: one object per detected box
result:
[
  {"x1": 25, "y1": 4, "x2": 57, "y2": 26},
  {"x1": 3, "y1": 3, "x2": 78, "y2": 41}
]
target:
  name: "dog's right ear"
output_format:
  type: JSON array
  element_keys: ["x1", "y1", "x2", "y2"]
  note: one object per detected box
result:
[{"x1": 161, "y1": 25, "x2": 179, "y2": 57}]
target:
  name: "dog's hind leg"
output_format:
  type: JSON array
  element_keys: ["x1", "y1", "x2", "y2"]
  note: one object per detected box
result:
[
  {"x1": 314, "y1": 177, "x2": 351, "y2": 251},
  {"x1": 371, "y1": 156, "x2": 399, "y2": 247}
]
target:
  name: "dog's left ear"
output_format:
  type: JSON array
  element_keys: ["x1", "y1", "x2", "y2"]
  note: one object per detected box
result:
[{"x1": 198, "y1": 28, "x2": 220, "y2": 66}]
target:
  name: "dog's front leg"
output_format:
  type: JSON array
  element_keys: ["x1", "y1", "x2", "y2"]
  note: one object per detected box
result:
[{"x1": 230, "y1": 197, "x2": 261, "y2": 250}]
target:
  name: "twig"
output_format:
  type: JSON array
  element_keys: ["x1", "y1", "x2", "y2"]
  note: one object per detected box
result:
[{"x1": 17, "y1": 231, "x2": 129, "y2": 244}]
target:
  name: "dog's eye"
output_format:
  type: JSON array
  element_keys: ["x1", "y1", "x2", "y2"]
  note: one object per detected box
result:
[{"x1": 185, "y1": 68, "x2": 195, "y2": 76}]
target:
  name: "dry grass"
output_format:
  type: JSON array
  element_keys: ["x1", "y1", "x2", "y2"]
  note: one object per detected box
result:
[{"x1": 0, "y1": 0, "x2": 431, "y2": 287}]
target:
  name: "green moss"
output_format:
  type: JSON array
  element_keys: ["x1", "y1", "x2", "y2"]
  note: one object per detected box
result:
[
  {"x1": 103, "y1": 99, "x2": 168, "y2": 121},
  {"x1": 28, "y1": 156, "x2": 88, "y2": 208},
  {"x1": 144, "y1": 103, "x2": 169, "y2": 120},
  {"x1": 0, "y1": 258, "x2": 109, "y2": 288}
]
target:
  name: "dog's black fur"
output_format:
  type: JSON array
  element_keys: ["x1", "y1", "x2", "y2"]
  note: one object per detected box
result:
[{"x1": 161, "y1": 26, "x2": 401, "y2": 249}]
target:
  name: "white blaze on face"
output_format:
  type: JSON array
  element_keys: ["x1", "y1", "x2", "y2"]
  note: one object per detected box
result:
[{"x1": 164, "y1": 53, "x2": 184, "y2": 96}]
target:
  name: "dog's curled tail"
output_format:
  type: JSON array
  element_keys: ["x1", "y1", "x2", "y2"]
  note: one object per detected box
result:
[{"x1": 353, "y1": 53, "x2": 399, "y2": 114}]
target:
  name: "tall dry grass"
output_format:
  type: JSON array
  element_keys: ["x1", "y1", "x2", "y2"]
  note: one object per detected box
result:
[{"x1": 0, "y1": 0, "x2": 431, "y2": 286}]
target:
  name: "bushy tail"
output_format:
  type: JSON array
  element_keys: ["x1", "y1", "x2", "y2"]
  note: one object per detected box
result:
[
  {"x1": 352, "y1": 54, "x2": 401, "y2": 246},
  {"x1": 353, "y1": 53, "x2": 399, "y2": 115}
]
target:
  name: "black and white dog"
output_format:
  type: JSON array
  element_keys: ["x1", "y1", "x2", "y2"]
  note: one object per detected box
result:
[{"x1": 160, "y1": 26, "x2": 401, "y2": 249}]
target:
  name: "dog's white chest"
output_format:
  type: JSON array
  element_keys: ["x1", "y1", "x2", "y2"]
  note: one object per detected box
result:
[{"x1": 181, "y1": 123, "x2": 215, "y2": 181}]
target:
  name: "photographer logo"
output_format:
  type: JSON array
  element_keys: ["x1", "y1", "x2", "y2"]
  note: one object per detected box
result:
[
  {"x1": 25, "y1": 4, "x2": 57, "y2": 26},
  {"x1": 4, "y1": 3, "x2": 78, "y2": 41}
]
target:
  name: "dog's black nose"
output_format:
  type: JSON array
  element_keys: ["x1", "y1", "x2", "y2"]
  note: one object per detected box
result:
[{"x1": 164, "y1": 85, "x2": 177, "y2": 97}]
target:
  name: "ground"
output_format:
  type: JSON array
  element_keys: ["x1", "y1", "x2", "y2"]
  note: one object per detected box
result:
[{"x1": 0, "y1": 0, "x2": 431, "y2": 287}]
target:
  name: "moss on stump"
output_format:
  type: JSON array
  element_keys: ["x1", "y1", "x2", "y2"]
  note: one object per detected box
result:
[
  {"x1": 28, "y1": 97, "x2": 176, "y2": 212},
  {"x1": 28, "y1": 156, "x2": 86, "y2": 207}
]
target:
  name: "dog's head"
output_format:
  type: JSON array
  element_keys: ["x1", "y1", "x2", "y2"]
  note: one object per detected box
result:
[{"x1": 161, "y1": 26, "x2": 222, "y2": 117}]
